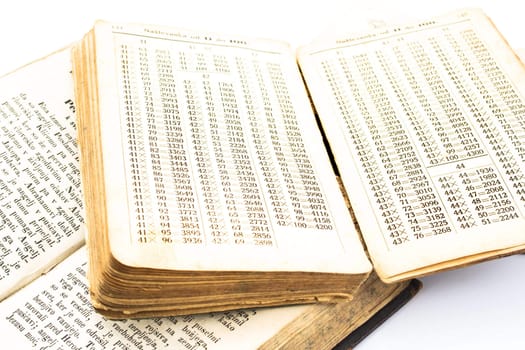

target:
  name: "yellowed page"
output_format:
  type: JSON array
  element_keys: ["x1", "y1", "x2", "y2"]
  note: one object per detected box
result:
[
  {"x1": 298, "y1": 9, "x2": 525, "y2": 280},
  {"x1": 0, "y1": 49, "x2": 84, "y2": 301},
  {"x1": 91, "y1": 22, "x2": 371, "y2": 274}
]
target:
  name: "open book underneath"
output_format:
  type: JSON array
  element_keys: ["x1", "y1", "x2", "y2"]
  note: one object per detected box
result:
[{"x1": 72, "y1": 8, "x2": 525, "y2": 318}]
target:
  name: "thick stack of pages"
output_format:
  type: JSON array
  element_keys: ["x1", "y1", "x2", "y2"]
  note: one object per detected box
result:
[{"x1": 72, "y1": 22, "x2": 372, "y2": 318}]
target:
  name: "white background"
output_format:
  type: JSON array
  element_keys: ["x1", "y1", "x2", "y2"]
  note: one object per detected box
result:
[{"x1": 1, "y1": 1, "x2": 525, "y2": 349}]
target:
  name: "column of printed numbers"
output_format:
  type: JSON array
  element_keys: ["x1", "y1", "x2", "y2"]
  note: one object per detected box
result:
[
  {"x1": 267, "y1": 62, "x2": 333, "y2": 230},
  {"x1": 218, "y1": 81, "x2": 272, "y2": 246},
  {"x1": 374, "y1": 49, "x2": 453, "y2": 238},
  {"x1": 139, "y1": 46, "x2": 170, "y2": 242},
  {"x1": 180, "y1": 79, "x2": 204, "y2": 244},
  {"x1": 200, "y1": 77, "x2": 230, "y2": 245},
  {"x1": 251, "y1": 58, "x2": 291, "y2": 229},
  {"x1": 153, "y1": 49, "x2": 179, "y2": 243},
  {"x1": 392, "y1": 45, "x2": 446, "y2": 166},
  {"x1": 119, "y1": 44, "x2": 155, "y2": 243},
  {"x1": 234, "y1": 56, "x2": 275, "y2": 245},
  {"x1": 407, "y1": 41, "x2": 475, "y2": 163}
]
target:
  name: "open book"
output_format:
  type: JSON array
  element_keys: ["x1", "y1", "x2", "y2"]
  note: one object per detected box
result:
[
  {"x1": 72, "y1": 7, "x2": 525, "y2": 317},
  {"x1": 0, "y1": 48, "x2": 421, "y2": 348}
]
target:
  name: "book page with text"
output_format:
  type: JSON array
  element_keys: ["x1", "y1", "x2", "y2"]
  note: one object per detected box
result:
[
  {"x1": 0, "y1": 247, "x2": 314, "y2": 350},
  {"x1": 299, "y1": 9, "x2": 525, "y2": 280},
  {"x1": 0, "y1": 49, "x2": 84, "y2": 300},
  {"x1": 92, "y1": 22, "x2": 371, "y2": 273}
]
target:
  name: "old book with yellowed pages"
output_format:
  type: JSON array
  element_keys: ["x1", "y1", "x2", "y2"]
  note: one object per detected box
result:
[
  {"x1": 72, "y1": 22, "x2": 372, "y2": 318},
  {"x1": 72, "y1": 8, "x2": 525, "y2": 317}
]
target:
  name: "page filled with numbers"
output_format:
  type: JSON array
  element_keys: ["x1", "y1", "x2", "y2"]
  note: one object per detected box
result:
[
  {"x1": 299, "y1": 9, "x2": 525, "y2": 279},
  {"x1": 92, "y1": 23, "x2": 371, "y2": 273}
]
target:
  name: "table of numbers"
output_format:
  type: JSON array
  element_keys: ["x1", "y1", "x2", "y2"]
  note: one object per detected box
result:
[
  {"x1": 307, "y1": 18, "x2": 525, "y2": 249},
  {"x1": 113, "y1": 29, "x2": 335, "y2": 247}
]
